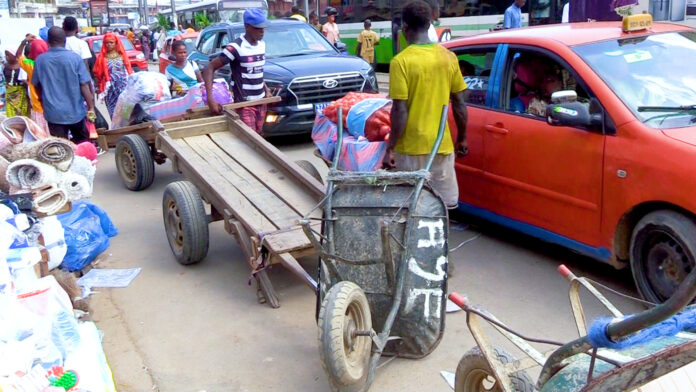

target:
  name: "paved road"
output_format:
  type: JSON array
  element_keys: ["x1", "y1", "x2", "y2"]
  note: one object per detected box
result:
[{"x1": 89, "y1": 68, "x2": 644, "y2": 392}]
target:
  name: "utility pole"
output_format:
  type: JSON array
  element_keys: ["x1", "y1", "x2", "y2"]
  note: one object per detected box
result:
[
  {"x1": 304, "y1": 0, "x2": 309, "y2": 18},
  {"x1": 170, "y1": 0, "x2": 177, "y2": 29}
]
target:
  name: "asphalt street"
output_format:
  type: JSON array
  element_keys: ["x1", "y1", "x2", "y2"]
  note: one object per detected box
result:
[{"x1": 87, "y1": 69, "x2": 644, "y2": 392}]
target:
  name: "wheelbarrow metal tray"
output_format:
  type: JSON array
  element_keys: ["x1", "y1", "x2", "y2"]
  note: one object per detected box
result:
[
  {"x1": 541, "y1": 334, "x2": 696, "y2": 392},
  {"x1": 323, "y1": 179, "x2": 449, "y2": 358}
]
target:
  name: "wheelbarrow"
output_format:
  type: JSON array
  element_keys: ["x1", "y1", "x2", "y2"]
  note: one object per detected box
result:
[
  {"x1": 448, "y1": 264, "x2": 696, "y2": 392},
  {"x1": 300, "y1": 106, "x2": 452, "y2": 392}
]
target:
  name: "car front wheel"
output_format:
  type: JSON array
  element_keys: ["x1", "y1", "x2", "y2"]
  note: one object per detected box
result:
[{"x1": 630, "y1": 210, "x2": 696, "y2": 303}]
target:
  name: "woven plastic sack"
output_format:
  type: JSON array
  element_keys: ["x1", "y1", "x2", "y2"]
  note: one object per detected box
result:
[
  {"x1": 311, "y1": 114, "x2": 338, "y2": 160},
  {"x1": 57, "y1": 201, "x2": 118, "y2": 272},
  {"x1": 346, "y1": 98, "x2": 391, "y2": 138},
  {"x1": 111, "y1": 72, "x2": 171, "y2": 128},
  {"x1": 338, "y1": 136, "x2": 387, "y2": 172}
]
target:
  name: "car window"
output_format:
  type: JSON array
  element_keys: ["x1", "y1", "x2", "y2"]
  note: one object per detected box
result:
[
  {"x1": 198, "y1": 31, "x2": 217, "y2": 55},
  {"x1": 575, "y1": 32, "x2": 696, "y2": 129},
  {"x1": 455, "y1": 49, "x2": 497, "y2": 106},
  {"x1": 219, "y1": 33, "x2": 230, "y2": 48},
  {"x1": 503, "y1": 49, "x2": 591, "y2": 118}
]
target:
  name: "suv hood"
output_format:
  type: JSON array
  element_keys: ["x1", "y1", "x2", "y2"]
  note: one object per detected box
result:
[
  {"x1": 662, "y1": 127, "x2": 696, "y2": 147},
  {"x1": 264, "y1": 53, "x2": 370, "y2": 81}
]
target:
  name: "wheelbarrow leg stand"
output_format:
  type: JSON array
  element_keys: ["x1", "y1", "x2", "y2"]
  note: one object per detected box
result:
[{"x1": 226, "y1": 217, "x2": 280, "y2": 308}]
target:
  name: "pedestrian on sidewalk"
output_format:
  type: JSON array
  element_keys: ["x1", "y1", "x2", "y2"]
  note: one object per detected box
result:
[
  {"x1": 322, "y1": 7, "x2": 340, "y2": 46},
  {"x1": 140, "y1": 29, "x2": 151, "y2": 63},
  {"x1": 203, "y1": 8, "x2": 271, "y2": 134},
  {"x1": 309, "y1": 11, "x2": 322, "y2": 31},
  {"x1": 289, "y1": 6, "x2": 307, "y2": 22},
  {"x1": 356, "y1": 19, "x2": 379, "y2": 70},
  {"x1": 504, "y1": 0, "x2": 525, "y2": 29},
  {"x1": 63, "y1": 16, "x2": 92, "y2": 71},
  {"x1": 93, "y1": 32, "x2": 133, "y2": 117},
  {"x1": 425, "y1": 0, "x2": 441, "y2": 42},
  {"x1": 3, "y1": 50, "x2": 29, "y2": 117},
  {"x1": 387, "y1": 0, "x2": 468, "y2": 210},
  {"x1": 32, "y1": 27, "x2": 95, "y2": 144},
  {"x1": 16, "y1": 36, "x2": 50, "y2": 133}
]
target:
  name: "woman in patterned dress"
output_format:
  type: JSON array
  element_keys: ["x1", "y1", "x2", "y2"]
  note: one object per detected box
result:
[{"x1": 93, "y1": 33, "x2": 133, "y2": 117}]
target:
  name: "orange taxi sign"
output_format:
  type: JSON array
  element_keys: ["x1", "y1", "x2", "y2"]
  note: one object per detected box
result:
[{"x1": 623, "y1": 13, "x2": 653, "y2": 32}]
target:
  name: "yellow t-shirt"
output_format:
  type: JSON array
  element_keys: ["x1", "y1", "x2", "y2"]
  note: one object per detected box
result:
[
  {"x1": 18, "y1": 56, "x2": 43, "y2": 114},
  {"x1": 389, "y1": 43, "x2": 466, "y2": 155},
  {"x1": 357, "y1": 30, "x2": 379, "y2": 63}
]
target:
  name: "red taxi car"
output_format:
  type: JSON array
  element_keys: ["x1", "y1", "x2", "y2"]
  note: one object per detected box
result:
[
  {"x1": 444, "y1": 17, "x2": 696, "y2": 303},
  {"x1": 157, "y1": 32, "x2": 199, "y2": 74},
  {"x1": 84, "y1": 35, "x2": 148, "y2": 72}
]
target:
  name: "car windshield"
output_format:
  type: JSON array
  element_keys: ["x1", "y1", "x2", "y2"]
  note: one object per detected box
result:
[
  {"x1": 574, "y1": 32, "x2": 696, "y2": 129},
  {"x1": 92, "y1": 37, "x2": 135, "y2": 53},
  {"x1": 228, "y1": 25, "x2": 336, "y2": 58}
]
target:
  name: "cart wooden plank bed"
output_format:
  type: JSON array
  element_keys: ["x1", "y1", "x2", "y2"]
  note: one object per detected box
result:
[{"x1": 155, "y1": 109, "x2": 324, "y2": 307}]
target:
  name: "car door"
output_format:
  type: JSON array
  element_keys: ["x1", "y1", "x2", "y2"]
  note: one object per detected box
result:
[
  {"x1": 448, "y1": 44, "x2": 503, "y2": 207},
  {"x1": 480, "y1": 45, "x2": 605, "y2": 247}
]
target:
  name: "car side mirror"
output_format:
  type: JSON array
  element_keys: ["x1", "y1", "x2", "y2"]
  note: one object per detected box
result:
[
  {"x1": 547, "y1": 101, "x2": 602, "y2": 128},
  {"x1": 335, "y1": 41, "x2": 348, "y2": 54}
]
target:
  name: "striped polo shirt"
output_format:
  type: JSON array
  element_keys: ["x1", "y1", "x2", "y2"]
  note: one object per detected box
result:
[{"x1": 220, "y1": 34, "x2": 265, "y2": 102}]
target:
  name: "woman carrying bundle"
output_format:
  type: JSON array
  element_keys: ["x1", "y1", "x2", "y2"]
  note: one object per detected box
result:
[{"x1": 93, "y1": 33, "x2": 133, "y2": 117}]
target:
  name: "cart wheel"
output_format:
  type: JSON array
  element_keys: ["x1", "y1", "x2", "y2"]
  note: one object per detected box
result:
[
  {"x1": 162, "y1": 181, "x2": 209, "y2": 265},
  {"x1": 455, "y1": 347, "x2": 535, "y2": 392},
  {"x1": 318, "y1": 281, "x2": 372, "y2": 392},
  {"x1": 115, "y1": 134, "x2": 155, "y2": 191},
  {"x1": 295, "y1": 159, "x2": 323, "y2": 184}
]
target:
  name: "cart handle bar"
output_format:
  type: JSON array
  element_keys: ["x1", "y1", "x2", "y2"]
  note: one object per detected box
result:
[{"x1": 448, "y1": 292, "x2": 468, "y2": 309}]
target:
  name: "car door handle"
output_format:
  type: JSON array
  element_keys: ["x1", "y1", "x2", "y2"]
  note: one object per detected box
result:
[{"x1": 485, "y1": 124, "x2": 509, "y2": 135}]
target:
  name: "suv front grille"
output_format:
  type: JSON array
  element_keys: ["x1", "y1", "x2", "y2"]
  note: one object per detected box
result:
[{"x1": 288, "y1": 72, "x2": 366, "y2": 105}]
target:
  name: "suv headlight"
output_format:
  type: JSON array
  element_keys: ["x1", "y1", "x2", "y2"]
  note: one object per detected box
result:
[
  {"x1": 136, "y1": 53, "x2": 145, "y2": 59},
  {"x1": 265, "y1": 79, "x2": 286, "y2": 97}
]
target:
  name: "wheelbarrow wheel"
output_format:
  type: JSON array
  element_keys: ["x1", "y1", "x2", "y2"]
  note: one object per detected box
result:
[
  {"x1": 455, "y1": 347, "x2": 535, "y2": 392},
  {"x1": 115, "y1": 134, "x2": 155, "y2": 191},
  {"x1": 295, "y1": 159, "x2": 323, "y2": 184},
  {"x1": 162, "y1": 181, "x2": 209, "y2": 265},
  {"x1": 318, "y1": 281, "x2": 372, "y2": 392}
]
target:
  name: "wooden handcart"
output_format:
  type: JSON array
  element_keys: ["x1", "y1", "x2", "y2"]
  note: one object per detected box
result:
[
  {"x1": 154, "y1": 109, "x2": 324, "y2": 307},
  {"x1": 96, "y1": 97, "x2": 281, "y2": 192}
]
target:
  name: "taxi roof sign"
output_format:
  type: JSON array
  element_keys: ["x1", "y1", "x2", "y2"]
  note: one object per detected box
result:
[{"x1": 623, "y1": 13, "x2": 653, "y2": 32}]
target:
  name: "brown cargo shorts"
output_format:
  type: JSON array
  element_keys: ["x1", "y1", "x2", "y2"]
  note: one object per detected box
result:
[{"x1": 394, "y1": 152, "x2": 459, "y2": 209}]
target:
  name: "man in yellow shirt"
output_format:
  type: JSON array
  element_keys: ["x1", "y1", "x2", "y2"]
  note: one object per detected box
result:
[
  {"x1": 388, "y1": 0, "x2": 468, "y2": 209},
  {"x1": 356, "y1": 19, "x2": 379, "y2": 69}
]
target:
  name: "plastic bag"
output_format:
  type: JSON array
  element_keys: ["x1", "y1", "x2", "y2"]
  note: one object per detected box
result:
[
  {"x1": 111, "y1": 72, "x2": 171, "y2": 128},
  {"x1": 338, "y1": 136, "x2": 387, "y2": 172},
  {"x1": 57, "y1": 201, "x2": 118, "y2": 272},
  {"x1": 311, "y1": 114, "x2": 338, "y2": 161},
  {"x1": 346, "y1": 98, "x2": 391, "y2": 139}
]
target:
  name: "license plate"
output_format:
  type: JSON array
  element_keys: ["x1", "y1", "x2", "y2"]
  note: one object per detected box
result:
[{"x1": 314, "y1": 102, "x2": 330, "y2": 115}]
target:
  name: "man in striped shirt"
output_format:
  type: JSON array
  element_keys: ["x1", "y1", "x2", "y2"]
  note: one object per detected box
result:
[{"x1": 203, "y1": 8, "x2": 271, "y2": 134}]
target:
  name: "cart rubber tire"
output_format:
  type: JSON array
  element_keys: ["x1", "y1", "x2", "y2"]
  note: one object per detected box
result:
[
  {"x1": 115, "y1": 134, "x2": 155, "y2": 191},
  {"x1": 295, "y1": 159, "x2": 323, "y2": 184},
  {"x1": 318, "y1": 281, "x2": 372, "y2": 392},
  {"x1": 455, "y1": 347, "x2": 535, "y2": 392},
  {"x1": 630, "y1": 210, "x2": 696, "y2": 303},
  {"x1": 162, "y1": 181, "x2": 209, "y2": 265}
]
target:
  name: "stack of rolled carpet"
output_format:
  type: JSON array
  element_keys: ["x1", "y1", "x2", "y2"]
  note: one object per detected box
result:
[{"x1": 0, "y1": 116, "x2": 96, "y2": 216}]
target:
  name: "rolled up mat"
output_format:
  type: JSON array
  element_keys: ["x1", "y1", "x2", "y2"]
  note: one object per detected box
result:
[
  {"x1": 0, "y1": 155, "x2": 10, "y2": 193},
  {"x1": 58, "y1": 171, "x2": 92, "y2": 201},
  {"x1": 1, "y1": 116, "x2": 50, "y2": 145},
  {"x1": 1, "y1": 137, "x2": 75, "y2": 172},
  {"x1": 31, "y1": 184, "x2": 69, "y2": 216},
  {"x1": 6, "y1": 159, "x2": 58, "y2": 190}
]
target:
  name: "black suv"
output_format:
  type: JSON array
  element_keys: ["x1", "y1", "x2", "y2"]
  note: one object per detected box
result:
[{"x1": 189, "y1": 19, "x2": 378, "y2": 136}]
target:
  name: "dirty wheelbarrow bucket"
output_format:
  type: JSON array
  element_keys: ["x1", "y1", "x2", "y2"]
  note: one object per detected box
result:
[
  {"x1": 449, "y1": 263, "x2": 696, "y2": 392},
  {"x1": 300, "y1": 106, "x2": 452, "y2": 392}
]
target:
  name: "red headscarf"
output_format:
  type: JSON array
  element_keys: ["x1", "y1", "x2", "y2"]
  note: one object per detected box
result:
[
  {"x1": 28, "y1": 39, "x2": 49, "y2": 61},
  {"x1": 93, "y1": 33, "x2": 133, "y2": 92}
]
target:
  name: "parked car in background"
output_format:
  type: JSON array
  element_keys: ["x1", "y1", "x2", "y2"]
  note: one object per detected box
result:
[
  {"x1": 443, "y1": 17, "x2": 696, "y2": 303},
  {"x1": 158, "y1": 31, "x2": 200, "y2": 73},
  {"x1": 84, "y1": 35, "x2": 148, "y2": 73},
  {"x1": 189, "y1": 19, "x2": 377, "y2": 136}
]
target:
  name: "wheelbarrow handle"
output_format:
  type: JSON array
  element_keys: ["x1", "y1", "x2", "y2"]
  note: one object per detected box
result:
[
  {"x1": 423, "y1": 105, "x2": 450, "y2": 172},
  {"x1": 448, "y1": 292, "x2": 468, "y2": 309}
]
